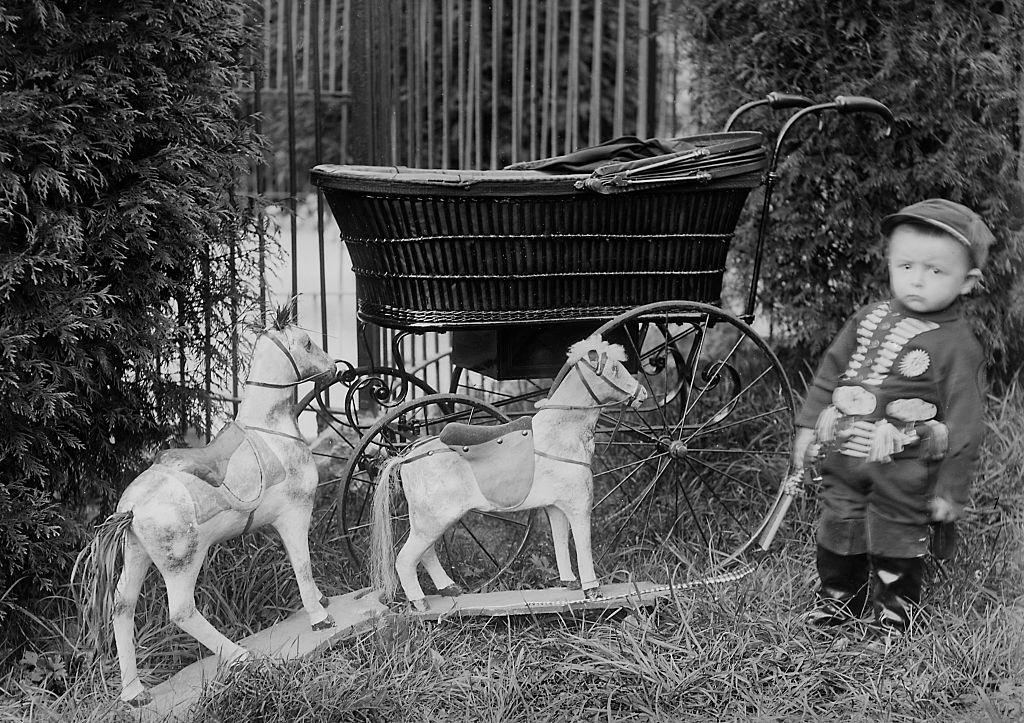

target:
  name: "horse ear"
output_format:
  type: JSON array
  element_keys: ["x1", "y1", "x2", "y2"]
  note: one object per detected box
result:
[{"x1": 587, "y1": 349, "x2": 599, "y2": 362}]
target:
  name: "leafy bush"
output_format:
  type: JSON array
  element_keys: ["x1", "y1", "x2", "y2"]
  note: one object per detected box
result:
[
  {"x1": 673, "y1": 0, "x2": 1024, "y2": 382},
  {"x1": 0, "y1": 0, "x2": 263, "y2": 637}
]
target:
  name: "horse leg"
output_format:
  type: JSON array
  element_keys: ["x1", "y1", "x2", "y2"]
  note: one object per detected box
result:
[
  {"x1": 271, "y1": 510, "x2": 334, "y2": 630},
  {"x1": 161, "y1": 553, "x2": 249, "y2": 666},
  {"x1": 420, "y1": 544, "x2": 461, "y2": 597},
  {"x1": 395, "y1": 529, "x2": 440, "y2": 612},
  {"x1": 561, "y1": 504, "x2": 601, "y2": 598},
  {"x1": 113, "y1": 534, "x2": 153, "y2": 705},
  {"x1": 545, "y1": 506, "x2": 578, "y2": 589}
]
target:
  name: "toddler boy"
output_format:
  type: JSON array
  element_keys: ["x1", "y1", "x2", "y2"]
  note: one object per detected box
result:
[{"x1": 793, "y1": 199, "x2": 993, "y2": 635}]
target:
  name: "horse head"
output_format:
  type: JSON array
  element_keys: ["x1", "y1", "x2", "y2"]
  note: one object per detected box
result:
[
  {"x1": 537, "y1": 334, "x2": 647, "y2": 410},
  {"x1": 247, "y1": 313, "x2": 338, "y2": 393}
]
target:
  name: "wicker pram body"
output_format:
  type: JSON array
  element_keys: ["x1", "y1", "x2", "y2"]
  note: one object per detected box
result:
[{"x1": 311, "y1": 132, "x2": 767, "y2": 331}]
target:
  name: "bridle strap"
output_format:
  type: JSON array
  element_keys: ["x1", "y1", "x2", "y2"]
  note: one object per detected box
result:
[
  {"x1": 244, "y1": 330, "x2": 330, "y2": 389},
  {"x1": 540, "y1": 357, "x2": 643, "y2": 411},
  {"x1": 238, "y1": 421, "x2": 306, "y2": 444}
]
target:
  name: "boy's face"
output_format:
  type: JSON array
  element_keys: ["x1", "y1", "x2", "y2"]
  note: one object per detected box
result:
[{"x1": 888, "y1": 225, "x2": 980, "y2": 314}]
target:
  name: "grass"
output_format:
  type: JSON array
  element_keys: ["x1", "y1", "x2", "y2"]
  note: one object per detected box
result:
[{"x1": 1, "y1": 384, "x2": 1022, "y2": 722}]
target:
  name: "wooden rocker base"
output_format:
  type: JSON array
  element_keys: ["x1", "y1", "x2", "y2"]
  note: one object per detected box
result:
[
  {"x1": 409, "y1": 581, "x2": 673, "y2": 621},
  {"x1": 134, "y1": 588, "x2": 388, "y2": 721}
]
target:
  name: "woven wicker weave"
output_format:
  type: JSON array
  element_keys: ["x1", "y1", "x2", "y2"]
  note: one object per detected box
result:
[{"x1": 312, "y1": 138, "x2": 765, "y2": 330}]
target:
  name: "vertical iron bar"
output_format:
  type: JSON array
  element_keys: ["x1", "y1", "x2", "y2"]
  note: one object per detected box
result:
[
  {"x1": 255, "y1": 3, "x2": 268, "y2": 321},
  {"x1": 340, "y1": 0, "x2": 351, "y2": 161},
  {"x1": 202, "y1": 245, "x2": 212, "y2": 441},
  {"x1": 566, "y1": 0, "x2": 580, "y2": 153},
  {"x1": 285, "y1": 0, "x2": 299, "y2": 321},
  {"x1": 442, "y1": 0, "x2": 450, "y2": 168},
  {"x1": 614, "y1": 0, "x2": 625, "y2": 137},
  {"x1": 311, "y1": 0, "x2": 330, "y2": 407},
  {"x1": 528, "y1": 0, "x2": 538, "y2": 160},
  {"x1": 589, "y1": 0, "x2": 602, "y2": 145},
  {"x1": 490, "y1": 0, "x2": 501, "y2": 169},
  {"x1": 425, "y1": 1, "x2": 435, "y2": 166},
  {"x1": 637, "y1": 0, "x2": 649, "y2": 137}
]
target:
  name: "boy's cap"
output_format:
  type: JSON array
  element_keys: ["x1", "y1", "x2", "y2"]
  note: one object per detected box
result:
[{"x1": 882, "y1": 198, "x2": 994, "y2": 268}]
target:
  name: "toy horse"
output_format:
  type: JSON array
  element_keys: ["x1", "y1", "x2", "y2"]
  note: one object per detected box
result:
[
  {"x1": 75, "y1": 312, "x2": 337, "y2": 705},
  {"x1": 369, "y1": 334, "x2": 647, "y2": 611}
]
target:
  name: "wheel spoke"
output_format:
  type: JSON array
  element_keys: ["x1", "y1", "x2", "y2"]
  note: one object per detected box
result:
[
  {"x1": 682, "y1": 458, "x2": 751, "y2": 533},
  {"x1": 456, "y1": 518, "x2": 501, "y2": 570},
  {"x1": 593, "y1": 451, "x2": 669, "y2": 508},
  {"x1": 600, "y1": 457, "x2": 670, "y2": 542},
  {"x1": 683, "y1": 404, "x2": 790, "y2": 441},
  {"x1": 682, "y1": 333, "x2": 745, "y2": 420},
  {"x1": 475, "y1": 510, "x2": 530, "y2": 528},
  {"x1": 679, "y1": 365, "x2": 775, "y2": 442}
]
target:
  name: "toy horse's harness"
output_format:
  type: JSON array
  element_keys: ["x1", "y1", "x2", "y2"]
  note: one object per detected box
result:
[
  {"x1": 244, "y1": 329, "x2": 335, "y2": 391},
  {"x1": 542, "y1": 352, "x2": 644, "y2": 412},
  {"x1": 214, "y1": 328, "x2": 332, "y2": 531}
]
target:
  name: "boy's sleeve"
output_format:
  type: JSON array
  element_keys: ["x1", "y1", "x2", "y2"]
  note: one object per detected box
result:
[
  {"x1": 795, "y1": 309, "x2": 864, "y2": 429},
  {"x1": 933, "y1": 337, "x2": 987, "y2": 507}
]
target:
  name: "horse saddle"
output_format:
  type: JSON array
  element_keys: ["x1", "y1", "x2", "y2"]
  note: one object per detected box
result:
[
  {"x1": 415, "y1": 417, "x2": 536, "y2": 509},
  {"x1": 156, "y1": 422, "x2": 286, "y2": 519}
]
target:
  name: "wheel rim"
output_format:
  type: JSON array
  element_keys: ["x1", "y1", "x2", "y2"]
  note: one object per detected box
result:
[
  {"x1": 308, "y1": 366, "x2": 438, "y2": 544},
  {"x1": 589, "y1": 302, "x2": 796, "y2": 578},
  {"x1": 338, "y1": 394, "x2": 533, "y2": 593}
]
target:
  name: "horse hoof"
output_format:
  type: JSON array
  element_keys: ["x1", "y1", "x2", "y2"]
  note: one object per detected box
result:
[
  {"x1": 562, "y1": 579, "x2": 581, "y2": 591},
  {"x1": 437, "y1": 584, "x2": 463, "y2": 597},
  {"x1": 312, "y1": 614, "x2": 337, "y2": 631},
  {"x1": 584, "y1": 586, "x2": 602, "y2": 600},
  {"x1": 122, "y1": 689, "x2": 152, "y2": 708},
  {"x1": 409, "y1": 598, "x2": 428, "y2": 613}
]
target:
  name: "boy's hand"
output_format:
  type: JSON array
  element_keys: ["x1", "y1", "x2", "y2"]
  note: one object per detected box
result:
[
  {"x1": 792, "y1": 427, "x2": 816, "y2": 469},
  {"x1": 929, "y1": 496, "x2": 960, "y2": 522}
]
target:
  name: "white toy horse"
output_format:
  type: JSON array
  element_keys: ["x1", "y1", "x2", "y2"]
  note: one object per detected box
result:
[
  {"x1": 75, "y1": 311, "x2": 338, "y2": 705},
  {"x1": 370, "y1": 334, "x2": 647, "y2": 611}
]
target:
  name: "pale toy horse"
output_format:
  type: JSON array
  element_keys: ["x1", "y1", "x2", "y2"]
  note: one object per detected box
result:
[
  {"x1": 370, "y1": 335, "x2": 647, "y2": 611},
  {"x1": 75, "y1": 312, "x2": 338, "y2": 706}
]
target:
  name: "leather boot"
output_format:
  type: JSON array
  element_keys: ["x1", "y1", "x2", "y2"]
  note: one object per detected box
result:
[
  {"x1": 802, "y1": 545, "x2": 870, "y2": 626},
  {"x1": 870, "y1": 555, "x2": 924, "y2": 635}
]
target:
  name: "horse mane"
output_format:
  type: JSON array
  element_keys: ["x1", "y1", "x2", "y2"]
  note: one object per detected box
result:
[
  {"x1": 566, "y1": 334, "x2": 627, "y2": 364},
  {"x1": 269, "y1": 300, "x2": 296, "y2": 331}
]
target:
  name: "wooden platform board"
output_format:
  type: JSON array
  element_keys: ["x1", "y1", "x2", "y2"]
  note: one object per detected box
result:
[
  {"x1": 128, "y1": 576, "x2": 742, "y2": 719},
  {"x1": 136, "y1": 588, "x2": 388, "y2": 722},
  {"x1": 410, "y1": 581, "x2": 674, "y2": 620}
]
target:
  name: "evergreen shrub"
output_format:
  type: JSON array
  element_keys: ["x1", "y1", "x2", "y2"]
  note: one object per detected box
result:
[{"x1": 0, "y1": 0, "x2": 264, "y2": 636}]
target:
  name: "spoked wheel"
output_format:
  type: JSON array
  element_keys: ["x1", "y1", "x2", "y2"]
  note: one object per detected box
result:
[
  {"x1": 588, "y1": 301, "x2": 796, "y2": 579},
  {"x1": 308, "y1": 366, "x2": 438, "y2": 543},
  {"x1": 337, "y1": 394, "x2": 534, "y2": 593}
]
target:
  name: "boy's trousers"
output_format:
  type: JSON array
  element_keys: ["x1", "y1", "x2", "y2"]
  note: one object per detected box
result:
[{"x1": 815, "y1": 452, "x2": 937, "y2": 558}]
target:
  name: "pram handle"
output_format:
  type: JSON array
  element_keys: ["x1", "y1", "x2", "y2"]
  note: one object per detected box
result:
[
  {"x1": 723, "y1": 91, "x2": 814, "y2": 131},
  {"x1": 833, "y1": 95, "x2": 894, "y2": 123},
  {"x1": 744, "y1": 94, "x2": 894, "y2": 319}
]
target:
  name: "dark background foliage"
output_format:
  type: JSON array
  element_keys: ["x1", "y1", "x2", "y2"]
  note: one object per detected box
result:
[
  {"x1": 674, "y1": 0, "x2": 1024, "y2": 383},
  {"x1": 0, "y1": 0, "x2": 263, "y2": 641}
]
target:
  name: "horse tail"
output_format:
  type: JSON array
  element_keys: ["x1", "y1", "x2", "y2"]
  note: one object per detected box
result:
[
  {"x1": 72, "y1": 510, "x2": 134, "y2": 656},
  {"x1": 369, "y1": 456, "x2": 404, "y2": 600}
]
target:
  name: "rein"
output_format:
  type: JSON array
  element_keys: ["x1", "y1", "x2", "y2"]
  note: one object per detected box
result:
[
  {"x1": 244, "y1": 330, "x2": 333, "y2": 389},
  {"x1": 237, "y1": 421, "x2": 306, "y2": 444},
  {"x1": 540, "y1": 358, "x2": 643, "y2": 411}
]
